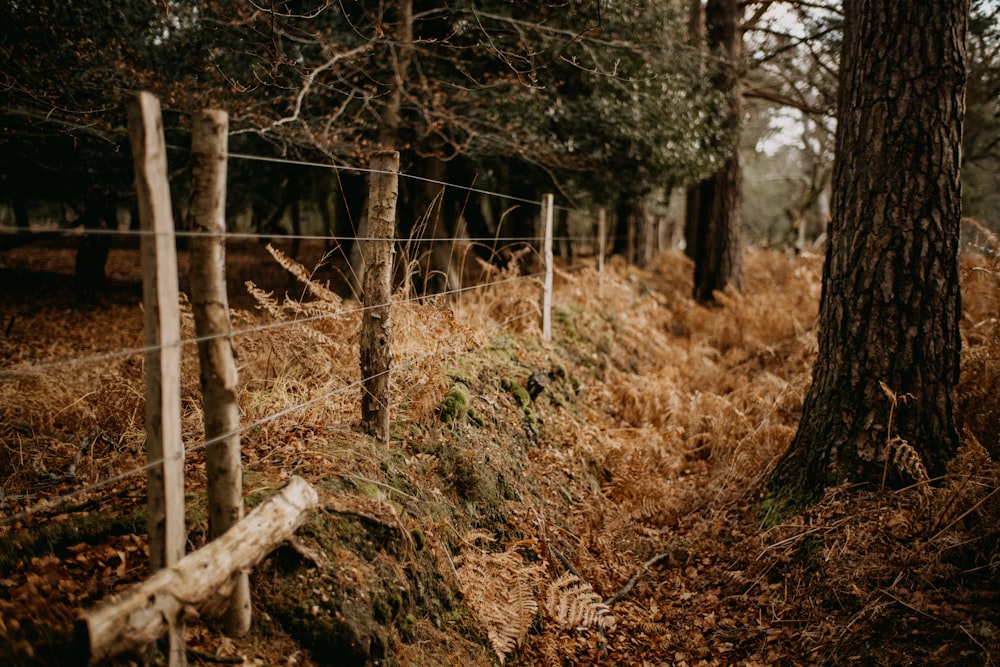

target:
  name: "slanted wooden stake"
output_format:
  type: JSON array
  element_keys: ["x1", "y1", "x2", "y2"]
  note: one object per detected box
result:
[
  {"x1": 360, "y1": 150, "x2": 399, "y2": 442},
  {"x1": 186, "y1": 108, "x2": 251, "y2": 636},
  {"x1": 75, "y1": 477, "x2": 319, "y2": 666},
  {"x1": 541, "y1": 193, "x2": 554, "y2": 341},
  {"x1": 127, "y1": 91, "x2": 186, "y2": 667}
]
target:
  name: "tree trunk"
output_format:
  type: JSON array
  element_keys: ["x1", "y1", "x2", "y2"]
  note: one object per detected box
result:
[
  {"x1": 555, "y1": 207, "x2": 573, "y2": 264},
  {"x1": 13, "y1": 192, "x2": 29, "y2": 230},
  {"x1": 75, "y1": 186, "x2": 115, "y2": 303},
  {"x1": 683, "y1": 1, "x2": 704, "y2": 261},
  {"x1": 765, "y1": 0, "x2": 968, "y2": 519},
  {"x1": 692, "y1": 0, "x2": 743, "y2": 303},
  {"x1": 378, "y1": 0, "x2": 413, "y2": 148}
]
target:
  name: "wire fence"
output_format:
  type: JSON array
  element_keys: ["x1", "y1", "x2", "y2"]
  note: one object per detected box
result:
[
  {"x1": 0, "y1": 94, "x2": 680, "y2": 663},
  {"x1": 0, "y1": 124, "x2": 604, "y2": 527}
]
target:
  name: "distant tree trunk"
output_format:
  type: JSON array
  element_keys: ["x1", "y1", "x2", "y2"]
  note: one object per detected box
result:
[
  {"x1": 683, "y1": 0, "x2": 704, "y2": 261},
  {"x1": 333, "y1": 171, "x2": 367, "y2": 267},
  {"x1": 692, "y1": 0, "x2": 743, "y2": 302},
  {"x1": 612, "y1": 191, "x2": 631, "y2": 258},
  {"x1": 635, "y1": 198, "x2": 654, "y2": 268},
  {"x1": 75, "y1": 185, "x2": 114, "y2": 303},
  {"x1": 378, "y1": 0, "x2": 413, "y2": 148},
  {"x1": 555, "y1": 207, "x2": 573, "y2": 264},
  {"x1": 13, "y1": 192, "x2": 29, "y2": 230},
  {"x1": 765, "y1": 0, "x2": 968, "y2": 518},
  {"x1": 683, "y1": 183, "x2": 704, "y2": 259}
]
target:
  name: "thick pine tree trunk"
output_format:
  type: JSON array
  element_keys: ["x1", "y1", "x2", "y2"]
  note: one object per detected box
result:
[{"x1": 765, "y1": 0, "x2": 968, "y2": 517}]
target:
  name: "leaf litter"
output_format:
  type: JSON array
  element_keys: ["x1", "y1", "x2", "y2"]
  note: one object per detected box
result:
[{"x1": 0, "y1": 233, "x2": 997, "y2": 666}]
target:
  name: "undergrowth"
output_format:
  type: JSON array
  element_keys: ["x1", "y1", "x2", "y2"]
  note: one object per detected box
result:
[{"x1": 0, "y1": 235, "x2": 997, "y2": 666}]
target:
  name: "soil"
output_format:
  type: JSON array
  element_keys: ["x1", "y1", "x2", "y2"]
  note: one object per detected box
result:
[{"x1": 1, "y1": 235, "x2": 997, "y2": 666}]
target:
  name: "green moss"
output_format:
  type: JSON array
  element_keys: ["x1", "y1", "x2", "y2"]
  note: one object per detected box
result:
[
  {"x1": 439, "y1": 382, "x2": 472, "y2": 424},
  {"x1": 555, "y1": 306, "x2": 578, "y2": 337},
  {"x1": 502, "y1": 377, "x2": 538, "y2": 437},
  {"x1": 438, "y1": 381, "x2": 487, "y2": 428},
  {"x1": 758, "y1": 483, "x2": 819, "y2": 528},
  {"x1": 411, "y1": 528, "x2": 426, "y2": 551},
  {"x1": 352, "y1": 478, "x2": 382, "y2": 501},
  {"x1": 398, "y1": 614, "x2": 419, "y2": 643}
]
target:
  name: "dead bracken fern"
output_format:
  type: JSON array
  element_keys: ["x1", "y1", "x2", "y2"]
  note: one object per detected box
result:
[
  {"x1": 544, "y1": 572, "x2": 616, "y2": 631},
  {"x1": 887, "y1": 437, "x2": 930, "y2": 486},
  {"x1": 456, "y1": 540, "x2": 545, "y2": 663},
  {"x1": 265, "y1": 243, "x2": 343, "y2": 306}
]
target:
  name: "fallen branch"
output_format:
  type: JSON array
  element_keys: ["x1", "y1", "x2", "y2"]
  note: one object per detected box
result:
[
  {"x1": 74, "y1": 476, "x2": 319, "y2": 665},
  {"x1": 605, "y1": 551, "x2": 673, "y2": 606}
]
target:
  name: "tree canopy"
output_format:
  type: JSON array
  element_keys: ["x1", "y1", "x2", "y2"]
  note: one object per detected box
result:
[{"x1": 0, "y1": 0, "x2": 735, "y2": 219}]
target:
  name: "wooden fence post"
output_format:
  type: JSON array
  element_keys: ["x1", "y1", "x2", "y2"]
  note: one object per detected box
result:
[
  {"x1": 186, "y1": 108, "x2": 251, "y2": 636},
  {"x1": 360, "y1": 150, "x2": 399, "y2": 442},
  {"x1": 127, "y1": 91, "x2": 187, "y2": 667},
  {"x1": 541, "y1": 194, "x2": 554, "y2": 341}
]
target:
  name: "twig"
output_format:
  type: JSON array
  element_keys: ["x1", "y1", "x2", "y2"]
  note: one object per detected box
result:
[
  {"x1": 342, "y1": 473, "x2": 421, "y2": 502},
  {"x1": 548, "y1": 543, "x2": 581, "y2": 578},
  {"x1": 960, "y1": 625, "x2": 994, "y2": 666},
  {"x1": 605, "y1": 551, "x2": 673, "y2": 606},
  {"x1": 187, "y1": 648, "x2": 243, "y2": 664},
  {"x1": 929, "y1": 486, "x2": 1000, "y2": 542}
]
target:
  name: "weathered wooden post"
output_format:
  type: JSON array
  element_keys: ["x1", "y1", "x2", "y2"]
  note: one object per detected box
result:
[
  {"x1": 75, "y1": 477, "x2": 319, "y2": 665},
  {"x1": 360, "y1": 150, "x2": 399, "y2": 442},
  {"x1": 541, "y1": 193, "x2": 554, "y2": 341},
  {"x1": 186, "y1": 108, "x2": 251, "y2": 636},
  {"x1": 127, "y1": 91, "x2": 187, "y2": 667}
]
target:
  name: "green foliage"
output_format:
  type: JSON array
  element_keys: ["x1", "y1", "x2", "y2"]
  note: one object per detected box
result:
[
  {"x1": 1, "y1": 0, "x2": 735, "y2": 220},
  {"x1": 963, "y1": 0, "x2": 1000, "y2": 233}
]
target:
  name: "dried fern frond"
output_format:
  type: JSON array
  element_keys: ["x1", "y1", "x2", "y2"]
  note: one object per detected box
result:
[
  {"x1": 245, "y1": 281, "x2": 284, "y2": 320},
  {"x1": 456, "y1": 546, "x2": 545, "y2": 663},
  {"x1": 461, "y1": 529, "x2": 497, "y2": 546},
  {"x1": 266, "y1": 243, "x2": 343, "y2": 306},
  {"x1": 889, "y1": 437, "x2": 929, "y2": 485},
  {"x1": 544, "y1": 572, "x2": 616, "y2": 631}
]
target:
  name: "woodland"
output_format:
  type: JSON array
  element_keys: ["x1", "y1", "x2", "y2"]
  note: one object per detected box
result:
[{"x1": 1, "y1": 0, "x2": 1000, "y2": 666}]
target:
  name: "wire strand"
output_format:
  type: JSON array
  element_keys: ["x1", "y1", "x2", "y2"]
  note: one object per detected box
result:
[
  {"x1": 0, "y1": 307, "x2": 537, "y2": 528},
  {"x1": 0, "y1": 224, "x2": 631, "y2": 246},
  {"x1": 0, "y1": 271, "x2": 543, "y2": 378}
]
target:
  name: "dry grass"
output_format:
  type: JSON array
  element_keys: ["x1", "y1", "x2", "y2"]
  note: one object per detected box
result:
[{"x1": 0, "y1": 237, "x2": 997, "y2": 666}]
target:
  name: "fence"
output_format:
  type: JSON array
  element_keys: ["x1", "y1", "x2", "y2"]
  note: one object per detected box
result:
[{"x1": 0, "y1": 91, "x2": 635, "y2": 664}]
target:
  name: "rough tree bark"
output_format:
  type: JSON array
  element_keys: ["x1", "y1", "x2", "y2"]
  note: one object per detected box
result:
[
  {"x1": 690, "y1": 0, "x2": 743, "y2": 303},
  {"x1": 683, "y1": 0, "x2": 705, "y2": 262},
  {"x1": 360, "y1": 150, "x2": 399, "y2": 443},
  {"x1": 764, "y1": 0, "x2": 969, "y2": 519}
]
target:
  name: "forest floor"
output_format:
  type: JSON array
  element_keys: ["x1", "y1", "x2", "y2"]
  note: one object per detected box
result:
[{"x1": 0, "y1": 235, "x2": 998, "y2": 666}]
